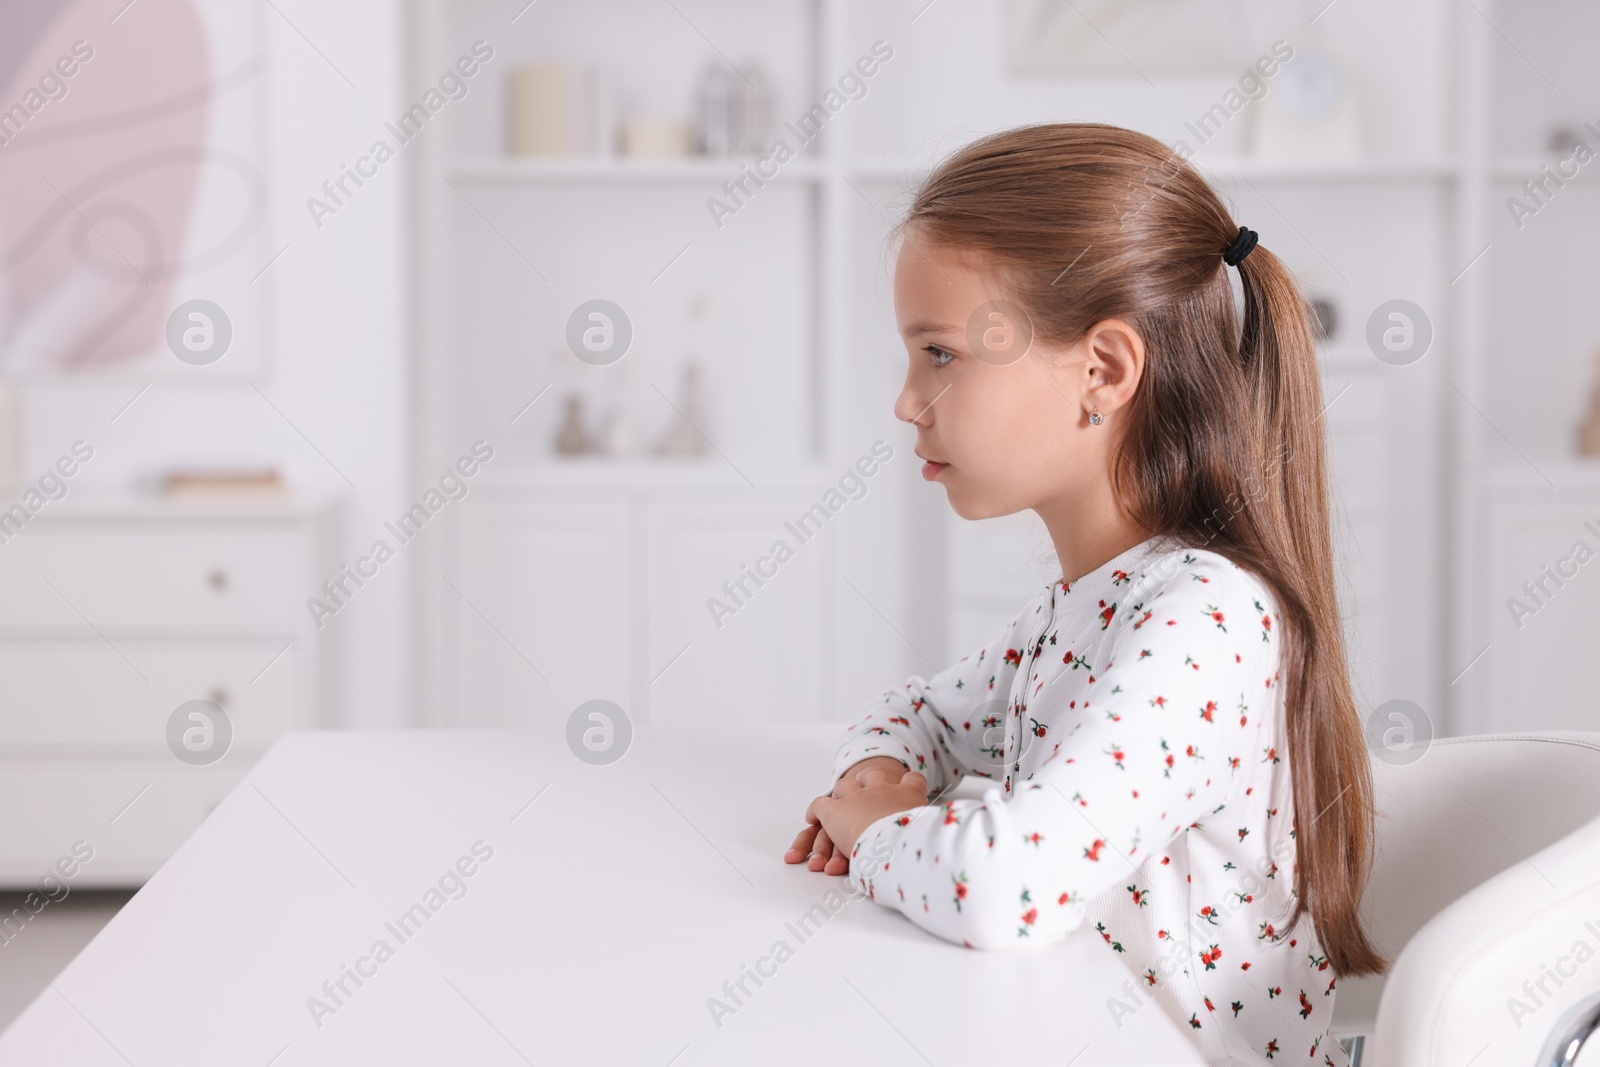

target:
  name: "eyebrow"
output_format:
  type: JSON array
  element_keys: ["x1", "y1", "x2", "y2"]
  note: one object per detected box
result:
[{"x1": 899, "y1": 320, "x2": 962, "y2": 338}]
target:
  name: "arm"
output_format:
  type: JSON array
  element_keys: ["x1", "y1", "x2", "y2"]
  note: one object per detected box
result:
[
  {"x1": 795, "y1": 600, "x2": 1039, "y2": 874},
  {"x1": 839, "y1": 558, "x2": 1278, "y2": 949},
  {"x1": 826, "y1": 591, "x2": 1050, "y2": 796}
]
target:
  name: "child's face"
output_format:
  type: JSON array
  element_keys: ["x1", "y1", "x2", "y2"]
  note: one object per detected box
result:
[{"x1": 891, "y1": 233, "x2": 1107, "y2": 521}]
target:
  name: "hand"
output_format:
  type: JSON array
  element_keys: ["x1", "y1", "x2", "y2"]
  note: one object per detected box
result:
[
  {"x1": 784, "y1": 758, "x2": 909, "y2": 875},
  {"x1": 790, "y1": 767, "x2": 931, "y2": 876}
]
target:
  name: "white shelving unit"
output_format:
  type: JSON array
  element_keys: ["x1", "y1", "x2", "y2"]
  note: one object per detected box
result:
[
  {"x1": 407, "y1": 0, "x2": 1575, "y2": 738},
  {"x1": 1449, "y1": 0, "x2": 1600, "y2": 736}
]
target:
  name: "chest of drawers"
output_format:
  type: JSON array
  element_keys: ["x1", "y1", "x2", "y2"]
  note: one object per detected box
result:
[{"x1": 0, "y1": 495, "x2": 338, "y2": 885}]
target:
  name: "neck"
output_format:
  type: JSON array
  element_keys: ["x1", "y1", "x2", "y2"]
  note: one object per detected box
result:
[{"x1": 1034, "y1": 479, "x2": 1155, "y2": 587}]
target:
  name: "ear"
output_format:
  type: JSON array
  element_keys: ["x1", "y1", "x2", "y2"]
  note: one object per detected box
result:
[{"x1": 1080, "y1": 318, "x2": 1145, "y2": 415}]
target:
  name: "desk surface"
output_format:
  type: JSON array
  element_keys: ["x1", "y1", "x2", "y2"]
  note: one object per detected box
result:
[{"x1": 0, "y1": 725, "x2": 1206, "y2": 1066}]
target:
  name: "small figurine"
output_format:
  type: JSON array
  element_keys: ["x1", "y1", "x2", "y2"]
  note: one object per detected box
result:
[
  {"x1": 655, "y1": 362, "x2": 710, "y2": 457},
  {"x1": 554, "y1": 393, "x2": 593, "y2": 455},
  {"x1": 1577, "y1": 346, "x2": 1600, "y2": 457}
]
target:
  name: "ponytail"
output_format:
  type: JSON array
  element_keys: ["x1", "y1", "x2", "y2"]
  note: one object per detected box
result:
[{"x1": 1235, "y1": 244, "x2": 1387, "y2": 977}]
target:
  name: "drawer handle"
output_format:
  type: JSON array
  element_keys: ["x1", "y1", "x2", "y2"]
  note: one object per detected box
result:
[{"x1": 207, "y1": 568, "x2": 229, "y2": 592}]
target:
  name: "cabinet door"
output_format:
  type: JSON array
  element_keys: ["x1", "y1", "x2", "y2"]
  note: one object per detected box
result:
[
  {"x1": 646, "y1": 497, "x2": 827, "y2": 728},
  {"x1": 1484, "y1": 497, "x2": 1600, "y2": 734},
  {"x1": 450, "y1": 499, "x2": 633, "y2": 728}
]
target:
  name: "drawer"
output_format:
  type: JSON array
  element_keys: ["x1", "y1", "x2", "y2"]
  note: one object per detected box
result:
[
  {"x1": 0, "y1": 757, "x2": 253, "y2": 887},
  {"x1": 0, "y1": 639, "x2": 306, "y2": 754},
  {"x1": 0, "y1": 523, "x2": 315, "y2": 629}
]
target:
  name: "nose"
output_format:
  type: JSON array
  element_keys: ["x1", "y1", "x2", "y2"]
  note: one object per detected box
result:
[{"x1": 894, "y1": 366, "x2": 932, "y2": 426}]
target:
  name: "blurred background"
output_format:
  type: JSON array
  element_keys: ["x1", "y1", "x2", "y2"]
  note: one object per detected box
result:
[{"x1": 0, "y1": 0, "x2": 1597, "y2": 1024}]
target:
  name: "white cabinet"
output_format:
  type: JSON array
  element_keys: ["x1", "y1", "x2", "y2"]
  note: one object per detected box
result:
[
  {"x1": 441, "y1": 473, "x2": 838, "y2": 730},
  {"x1": 1470, "y1": 478, "x2": 1600, "y2": 734},
  {"x1": 0, "y1": 498, "x2": 337, "y2": 886}
]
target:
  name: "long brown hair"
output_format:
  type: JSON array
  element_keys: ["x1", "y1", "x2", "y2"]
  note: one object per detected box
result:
[{"x1": 895, "y1": 122, "x2": 1385, "y2": 978}]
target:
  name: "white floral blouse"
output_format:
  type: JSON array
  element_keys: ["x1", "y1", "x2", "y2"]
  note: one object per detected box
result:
[{"x1": 828, "y1": 534, "x2": 1348, "y2": 1066}]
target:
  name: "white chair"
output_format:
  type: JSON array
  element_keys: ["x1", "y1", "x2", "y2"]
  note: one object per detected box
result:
[{"x1": 1330, "y1": 732, "x2": 1600, "y2": 1066}]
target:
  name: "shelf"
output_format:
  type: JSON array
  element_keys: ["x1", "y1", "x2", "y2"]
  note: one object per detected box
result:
[
  {"x1": 473, "y1": 455, "x2": 848, "y2": 491},
  {"x1": 1489, "y1": 155, "x2": 1600, "y2": 184},
  {"x1": 1481, "y1": 457, "x2": 1600, "y2": 491},
  {"x1": 847, "y1": 156, "x2": 1462, "y2": 186},
  {"x1": 444, "y1": 156, "x2": 828, "y2": 185}
]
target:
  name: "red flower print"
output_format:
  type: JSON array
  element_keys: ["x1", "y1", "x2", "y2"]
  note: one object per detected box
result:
[
  {"x1": 1084, "y1": 838, "x2": 1107, "y2": 861},
  {"x1": 1204, "y1": 605, "x2": 1227, "y2": 632},
  {"x1": 1097, "y1": 600, "x2": 1116, "y2": 629},
  {"x1": 1104, "y1": 744, "x2": 1125, "y2": 768},
  {"x1": 1198, "y1": 905, "x2": 1219, "y2": 925},
  {"x1": 895, "y1": 815, "x2": 911, "y2": 827},
  {"x1": 1127, "y1": 883, "x2": 1149, "y2": 907},
  {"x1": 1097, "y1": 924, "x2": 1126, "y2": 952},
  {"x1": 952, "y1": 871, "x2": 969, "y2": 911},
  {"x1": 1020, "y1": 907, "x2": 1037, "y2": 926},
  {"x1": 1298, "y1": 991, "x2": 1313, "y2": 1018},
  {"x1": 1200, "y1": 700, "x2": 1216, "y2": 722},
  {"x1": 1188, "y1": 1014, "x2": 1201, "y2": 1029}
]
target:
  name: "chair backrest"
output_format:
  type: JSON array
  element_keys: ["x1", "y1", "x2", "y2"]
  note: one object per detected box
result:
[
  {"x1": 1332, "y1": 732, "x2": 1600, "y2": 1047},
  {"x1": 1370, "y1": 805, "x2": 1600, "y2": 1065}
]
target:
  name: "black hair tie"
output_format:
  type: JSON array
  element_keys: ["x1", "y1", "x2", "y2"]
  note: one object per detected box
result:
[{"x1": 1222, "y1": 225, "x2": 1258, "y2": 267}]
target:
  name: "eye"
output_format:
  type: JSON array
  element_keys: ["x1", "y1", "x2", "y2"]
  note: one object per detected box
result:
[{"x1": 924, "y1": 344, "x2": 955, "y2": 368}]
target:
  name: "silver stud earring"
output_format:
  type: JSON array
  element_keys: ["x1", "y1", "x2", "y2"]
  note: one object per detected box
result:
[{"x1": 1088, "y1": 408, "x2": 1104, "y2": 426}]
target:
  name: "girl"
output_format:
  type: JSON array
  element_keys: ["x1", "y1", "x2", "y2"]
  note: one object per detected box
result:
[{"x1": 783, "y1": 123, "x2": 1385, "y2": 1065}]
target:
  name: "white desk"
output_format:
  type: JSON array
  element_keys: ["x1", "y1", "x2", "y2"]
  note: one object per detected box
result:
[{"x1": 0, "y1": 725, "x2": 1207, "y2": 1066}]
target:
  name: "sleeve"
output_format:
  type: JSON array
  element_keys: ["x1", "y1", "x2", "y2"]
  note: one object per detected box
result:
[
  {"x1": 825, "y1": 590, "x2": 1053, "y2": 796},
  {"x1": 844, "y1": 557, "x2": 1279, "y2": 949}
]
